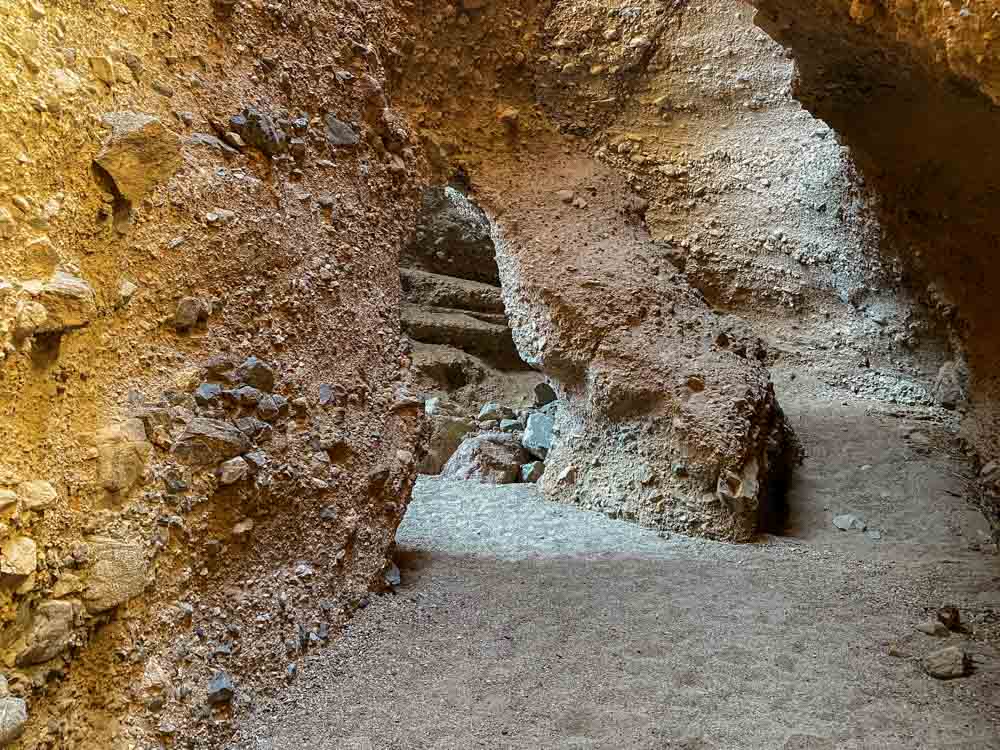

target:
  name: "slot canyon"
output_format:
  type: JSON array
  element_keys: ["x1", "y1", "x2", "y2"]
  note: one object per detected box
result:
[{"x1": 0, "y1": 0, "x2": 997, "y2": 747}]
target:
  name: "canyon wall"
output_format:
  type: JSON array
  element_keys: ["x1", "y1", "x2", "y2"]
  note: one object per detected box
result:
[
  {"x1": 747, "y1": 0, "x2": 1000, "y2": 527},
  {"x1": 0, "y1": 0, "x2": 426, "y2": 746}
]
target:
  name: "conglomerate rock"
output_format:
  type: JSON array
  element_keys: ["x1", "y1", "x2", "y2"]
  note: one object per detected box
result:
[
  {"x1": 746, "y1": 0, "x2": 1000, "y2": 529},
  {"x1": 491, "y1": 156, "x2": 798, "y2": 541}
]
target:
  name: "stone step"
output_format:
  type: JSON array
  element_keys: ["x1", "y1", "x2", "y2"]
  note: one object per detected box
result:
[
  {"x1": 402, "y1": 303, "x2": 525, "y2": 370},
  {"x1": 400, "y1": 268, "x2": 505, "y2": 315}
]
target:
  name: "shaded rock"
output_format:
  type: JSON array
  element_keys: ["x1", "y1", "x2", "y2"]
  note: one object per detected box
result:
[
  {"x1": 534, "y1": 381, "x2": 557, "y2": 406},
  {"x1": 0, "y1": 537, "x2": 37, "y2": 578},
  {"x1": 218, "y1": 457, "x2": 249, "y2": 485},
  {"x1": 937, "y1": 606, "x2": 961, "y2": 631},
  {"x1": 922, "y1": 645, "x2": 969, "y2": 679},
  {"x1": 236, "y1": 356, "x2": 276, "y2": 392},
  {"x1": 83, "y1": 538, "x2": 148, "y2": 613},
  {"x1": 402, "y1": 186, "x2": 500, "y2": 285},
  {"x1": 400, "y1": 268, "x2": 505, "y2": 314},
  {"x1": 479, "y1": 402, "x2": 514, "y2": 422},
  {"x1": 521, "y1": 461, "x2": 545, "y2": 483},
  {"x1": 500, "y1": 419, "x2": 521, "y2": 433},
  {"x1": 174, "y1": 297, "x2": 210, "y2": 331},
  {"x1": 23, "y1": 270, "x2": 96, "y2": 333},
  {"x1": 932, "y1": 361, "x2": 967, "y2": 409},
  {"x1": 402, "y1": 304, "x2": 525, "y2": 370},
  {"x1": 441, "y1": 433, "x2": 528, "y2": 484},
  {"x1": 0, "y1": 695, "x2": 27, "y2": 745},
  {"x1": 522, "y1": 413, "x2": 554, "y2": 459},
  {"x1": 16, "y1": 599, "x2": 78, "y2": 666},
  {"x1": 325, "y1": 115, "x2": 359, "y2": 147},
  {"x1": 194, "y1": 382, "x2": 224, "y2": 407},
  {"x1": 95, "y1": 112, "x2": 182, "y2": 202},
  {"x1": 96, "y1": 418, "x2": 152, "y2": 494},
  {"x1": 419, "y1": 416, "x2": 477, "y2": 475},
  {"x1": 172, "y1": 418, "x2": 251, "y2": 466},
  {"x1": 206, "y1": 671, "x2": 235, "y2": 705},
  {"x1": 17, "y1": 480, "x2": 56, "y2": 510},
  {"x1": 0, "y1": 492, "x2": 16, "y2": 514}
]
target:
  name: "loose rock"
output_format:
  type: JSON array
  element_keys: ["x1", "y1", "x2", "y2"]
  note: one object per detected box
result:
[
  {"x1": 922, "y1": 645, "x2": 970, "y2": 679},
  {"x1": 206, "y1": 671, "x2": 235, "y2": 705},
  {"x1": 218, "y1": 456, "x2": 250, "y2": 485},
  {"x1": 172, "y1": 418, "x2": 251, "y2": 466},
  {"x1": 17, "y1": 480, "x2": 56, "y2": 510},
  {"x1": 522, "y1": 412, "x2": 555, "y2": 459},
  {"x1": 95, "y1": 113, "x2": 182, "y2": 203},
  {"x1": 833, "y1": 513, "x2": 866, "y2": 531},
  {"x1": 236, "y1": 356, "x2": 276, "y2": 392},
  {"x1": 441, "y1": 433, "x2": 529, "y2": 484}
]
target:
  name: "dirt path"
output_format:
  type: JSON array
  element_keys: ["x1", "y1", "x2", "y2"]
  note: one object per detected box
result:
[{"x1": 236, "y1": 380, "x2": 1000, "y2": 750}]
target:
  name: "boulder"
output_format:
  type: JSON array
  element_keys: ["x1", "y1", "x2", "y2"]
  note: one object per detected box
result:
[
  {"x1": 21, "y1": 270, "x2": 96, "y2": 334},
  {"x1": 95, "y1": 112, "x2": 182, "y2": 202},
  {"x1": 96, "y1": 419, "x2": 152, "y2": 494},
  {"x1": 441, "y1": 433, "x2": 528, "y2": 484},
  {"x1": 83, "y1": 538, "x2": 148, "y2": 613},
  {"x1": 235, "y1": 356, "x2": 276, "y2": 392},
  {"x1": 17, "y1": 480, "x2": 56, "y2": 510},
  {"x1": 418, "y1": 416, "x2": 477, "y2": 474},
  {"x1": 495, "y1": 160, "x2": 798, "y2": 541},
  {"x1": 0, "y1": 695, "x2": 27, "y2": 746},
  {"x1": 534, "y1": 381, "x2": 557, "y2": 406},
  {"x1": 16, "y1": 599, "x2": 78, "y2": 666},
  {"x1": 218, "y1": 456, "x2": 249, "y2": 485},
  {"x1": 174, "y1": 297, "x2": 210, "y2": 331},
  {"x1": 0, "y1": 537, "x2": 37, "y2": 578},
  {"x1": 171, "y1": 418, "x2": 250, "y2": 466},
  {"x1": 922, "y1": 646, "x2": 970, "y2": 680},
  {"x1": 522, "y1": 413, "x2": 554, "y2": 459}
]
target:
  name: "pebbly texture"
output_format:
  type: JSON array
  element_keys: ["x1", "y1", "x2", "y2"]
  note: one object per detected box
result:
[
  {"x1": 0, "y1": 0, "x2": 429, "y2": 746},
  {"x1": 490, "y1": 156, "x2": 799, "y2": 541},
  {"x1": 746, "y1": 0, "x2": 1000, "y2": 532}
]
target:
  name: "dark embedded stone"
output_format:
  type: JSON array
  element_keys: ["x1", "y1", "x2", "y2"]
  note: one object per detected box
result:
[
  {"x1": 233, "y1": 107, "x2": 288, "y2": 156},
  {"x1": 194, "y1": 383, "x2": 224, "y2": 407},
  {"x1": 244, "y1": 450, "x2": 268, "y2": 473},
  {"x1": 234, "y1": 386, "x2": 262, "y2": 407},
  {"x1": 235, "y1": 416, "x2": 271, "y2": 441},
  {"x1": 171, "y1": 418, "x2": 251, "y2": 466},
  {"x1": 534, "y1": 381, "x2": 557, "y2": 406},
  {"x1": 174, "y1": 297, "x2": 209, "y2": 331},
  {"x1": 257, "y1": 395, "x2": 280, "y2": 421},
  {"x1": 235, "y1": 356, "x2": 276, "y2": 392},
  {"x1": 206, "y1": 671, "x2": 234, "y2": 705}
]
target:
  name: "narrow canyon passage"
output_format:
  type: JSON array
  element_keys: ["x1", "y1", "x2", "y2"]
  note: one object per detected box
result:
[
  {"x1": 238, "y1": 380, "x2": 1000, "y2": 749},
  {"x1": 0, "y1": 0, "x2": 998, "y2": 747}
]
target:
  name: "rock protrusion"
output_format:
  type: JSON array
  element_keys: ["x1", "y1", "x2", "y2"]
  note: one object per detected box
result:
[{"x1": 94, "y1": 112, "x2": 183, "y2": 203}]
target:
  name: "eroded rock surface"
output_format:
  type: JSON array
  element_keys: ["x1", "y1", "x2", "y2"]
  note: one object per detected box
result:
[{"x1": 491, "y1": 157, "x2": 798, "y2": 541}]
